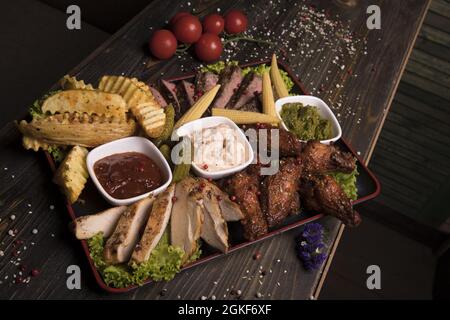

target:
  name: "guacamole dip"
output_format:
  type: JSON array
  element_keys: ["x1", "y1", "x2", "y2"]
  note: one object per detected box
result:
[{"x1": 280, "y1": 103, "x2": 332, "y2": 141}]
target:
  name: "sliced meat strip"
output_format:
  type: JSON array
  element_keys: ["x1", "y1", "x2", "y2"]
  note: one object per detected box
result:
[
  {"x1": 212, "y1": 65, "x2": 243, "y2": 109},
  {"x1": 227, "y1": 72, "x2": 262, "y2": 110},
  {"x1": 149, "y1": 85, "x2": 168, "y2": 108},
  {"x1": 194, "y1": 71, "x2": 219, "y2": 100},
  {"x1": 130, "y1": 184, "x2": 175, "y2": 264},
  {"x1": 181, "y1": 80, "x2": 196, "y2": 107},
  {"x1": 73, "y1": 206, "x2": 127, "y2": 240},
  {"x1": 103, "y1": 197, "x2": 154, "y2": 264}
]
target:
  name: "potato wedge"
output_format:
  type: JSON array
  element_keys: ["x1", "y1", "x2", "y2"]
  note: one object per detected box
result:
[
  {"x1": 17, "y1": 113, "x2": 136, "y2": 147},
  {"x1": 42, "y1": 90, "x2": 127, "y2": 120},
  {"x1": 53, "y1": 146, "x2": 89, "y2": 203},
  {"x1": 133, "y1": 102, "x2": 166, "y2": 138}
]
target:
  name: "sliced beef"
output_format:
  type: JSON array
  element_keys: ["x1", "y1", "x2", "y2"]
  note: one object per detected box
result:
[
  {"x1": 260, "y1": 158, "x2": 302, "y2": 228},
  {"x1": 239, "y1": 96, "x2": 261, "y2": 112},
  {"x1": 149, "y1": 85, "x2": 168, "y2": 108},
  {"x1": 161, "y1": 80, "x2": 181, "y2": 114},
  {"x1": 227, "y1": 72, "x2": 262, "y2": 110},
  {"x1": 194, "y1": 71, "x2": 219, "y2": 99},
  {"x1": 181, "y1": 80, "x2": 196, "y2": 107},
  {"x1": 212, "y1": 65, "x2": 243, "y2": 109}
]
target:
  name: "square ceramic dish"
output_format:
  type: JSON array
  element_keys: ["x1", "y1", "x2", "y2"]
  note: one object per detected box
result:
[
  {"x1": 86, "y1": 136, "x2": 172, "y2": 206},
  {"x1": 45, "y1": 59, "x2": 380, "y2": 293},
  {"x1": 175, "y1": 116, "x2": 254, "y2": 180}
]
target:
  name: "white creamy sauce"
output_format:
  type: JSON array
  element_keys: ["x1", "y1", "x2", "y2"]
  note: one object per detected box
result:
[{"x1": 190, "y1": 123, "x2": 248, "y2": 172}]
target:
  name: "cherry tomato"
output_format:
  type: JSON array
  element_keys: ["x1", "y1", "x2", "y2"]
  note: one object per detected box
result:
[
  {"x1": 169, "y1": 12, "x2": 191, "y2": 28},
  {"x1": 224, "y1": 10, "x2": 248, "y2": 34},
  {"x1": 173, "y1": 15, "x2": 202, "y2": 44},
  {"x1": 195, "y1": 33, "x2": 223, "y2": 62},
  {"x1": 149, "y1": 29, "x2": 177, "y2": 60},
  {"x1": 202, "y1": 14, "x2": 225, "y2": 35}
]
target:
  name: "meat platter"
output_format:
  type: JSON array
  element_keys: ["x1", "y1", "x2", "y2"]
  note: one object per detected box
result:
[
  {"x1": 22, "y1": 61, "x2": 380, "y2": 293},
  {"x1": 18, "y1": 55, "x2": 380, "y2": 293}
]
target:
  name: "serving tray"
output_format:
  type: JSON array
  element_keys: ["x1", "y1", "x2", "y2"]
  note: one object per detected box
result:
[{"x1": 45, "y1": 60, "x2": 380, "y2": 293}]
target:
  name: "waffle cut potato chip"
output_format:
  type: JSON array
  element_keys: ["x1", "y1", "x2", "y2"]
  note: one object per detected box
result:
[
  {"x1": 53, "y1": 146, "x2": 89, "y2": 204},
  {"x1": 133, "y1": 102, "x2": 166, "y2": 138},
  {"x1": 60, "y1": 75, "x2": 94, "y2": 90},
  {"x1": 41, "y1": 90, "x2": 127, "y2": 120},
  {"x1": 98, "y1": 75, "x2": 165, "y2": 138},
  {"x1": 17, "y1": 113, "x2": 136, "y2": 147},
  {"x1": 22, "y1": 135, "x2": 56, "y2": 151}
]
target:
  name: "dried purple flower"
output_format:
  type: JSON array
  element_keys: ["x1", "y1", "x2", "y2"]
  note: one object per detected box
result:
[{"x1": 296, "y1": 223, "x2": 327, "y2": 271}]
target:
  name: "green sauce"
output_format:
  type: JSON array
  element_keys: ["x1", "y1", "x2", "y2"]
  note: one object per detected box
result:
[{"x1": 280, "y1": 103, "x2": 332, "y2": 141}]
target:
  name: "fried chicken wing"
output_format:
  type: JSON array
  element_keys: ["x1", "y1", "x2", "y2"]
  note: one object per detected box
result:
[
  {"x1": 225, "y1": 167, "x2": 268, "y2": 240},
  {"x1": 302, "y1": 141, "x2": 356, "y2": 174},
  {"x1": 300, "y1": 175, "x2": 361, "y2": 227},
  {"x1": 260, "y1": 158, "x2": 302, "y2": 227}
]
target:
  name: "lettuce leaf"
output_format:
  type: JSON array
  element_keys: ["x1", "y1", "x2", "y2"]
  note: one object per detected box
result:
[
  {"x1": 329, "y1": 168, "x2": 359, "y2": 201},
  {"x1": 87, "y1": 230, "x2": 186, "y2": 288}
]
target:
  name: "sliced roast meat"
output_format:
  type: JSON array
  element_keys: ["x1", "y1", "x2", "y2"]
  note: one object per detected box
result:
[
  {"x1": 130, "y1": 184, "x2": 175, "y2": 264},
  {"x1": 212, "y1": 65, "x2": 243, "y2": 109},
  {"x1": 170, "y1": 177, "x2": 204, "y2": 263},
  {"x1": 103, "y1": 197, "x2": 154, "y2": 264},
  {"x1": 227, "y1": 72, "x2": 262, "y2": 110},
  {"x1": 194, "y1": 71, "x2": 219, "y2": 100},
  {"x1": 73, "y1": 206, "x2": 127, "y2": 240},
  {"x1": 161, "y1": 80, "x2": 184, "y2": 119},
  {"x1": 197, "y1": 187, "x2": 229, "y2": 253},
  {"x1": 181, "y1": 80, "x2": 196, "y2": 107},
  {"x1": 149, "y1": 85, "x2": 168, "y2": 108}
]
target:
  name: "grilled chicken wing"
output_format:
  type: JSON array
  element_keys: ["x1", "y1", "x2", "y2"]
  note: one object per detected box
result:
[
  {"x1": 300, "y1": 175, "x2": 361, "y2": 227},
  {"x1": 260, "y1": 158, "x2": 302, "y2": 227},
  {"x1": 302, "y1": 141, "x2": 356, "y2": 174},
  {"x1": 225, "y1": 168, "x2": 268, "y2": 240}
]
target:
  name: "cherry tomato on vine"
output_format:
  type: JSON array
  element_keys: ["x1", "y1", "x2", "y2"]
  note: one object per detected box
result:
[
  {"x1": 169, "y1": 12, "x2": 191, "y2": 28},
  {"x1": 202, "y1": 13, "x2": 225, "y2": 35},
  {"x1": 149, "y1": 29, "x2": 178, "y2": 60},
  {"x1": 173, "y1": 15, "x2": 202, "y2": 44},
  {"x1": 195, "y1": 33, "x2": 223, "y2": 62},
  {"x1": 224, "y1": 10, "x2": 248, "y2": 34}
]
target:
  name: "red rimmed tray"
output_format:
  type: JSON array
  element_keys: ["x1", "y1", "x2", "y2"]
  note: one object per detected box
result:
[{"x1": 45, "y1": 59, "x2": 380, "y2": 293}]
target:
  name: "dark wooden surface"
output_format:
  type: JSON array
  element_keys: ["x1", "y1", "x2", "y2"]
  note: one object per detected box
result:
[
  {"x1": 0, "y1": 0, "x2": 429, "y2": 299},
  {"x1": 368, "y1": 0, "x2": 450, "y2": 230}
]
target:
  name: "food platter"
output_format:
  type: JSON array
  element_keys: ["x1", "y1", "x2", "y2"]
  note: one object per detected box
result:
[{"x1": 41, "y1": 59, "x2": 380, "y2": 293}]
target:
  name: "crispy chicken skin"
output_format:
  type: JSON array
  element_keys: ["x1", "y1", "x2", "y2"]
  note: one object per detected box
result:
[
  {"x1": 248, "y1": 125, "x2": 303, "y2": 158},
  {"x1": 225, "y1": 167, "x2": 268, "y2": 240},
  {"x1": 260, "y1": 158, "x2": 302, "y2": 227},
  {"x1": 302, "y1": 141, "x2": 356, "y2": 174},
  {"x1": 300, "y1": 175, "x2": 361, "y2": 227}
]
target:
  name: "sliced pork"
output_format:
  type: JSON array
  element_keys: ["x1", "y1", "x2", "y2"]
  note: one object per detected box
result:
[
  {"x1": 149, "y1": 85, "x2": 168, "y2": 108},
  {"x1": 194, "y1": 71, "x2": 219, "y2": 99},
  {"x1": 181, "y1": 80, "x2": 196, "y2": 107}
]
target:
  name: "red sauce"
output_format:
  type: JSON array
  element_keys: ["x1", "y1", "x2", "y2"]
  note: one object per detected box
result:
[{"x1": 94, "y1": 152, "x2": 163, "y2": 199}]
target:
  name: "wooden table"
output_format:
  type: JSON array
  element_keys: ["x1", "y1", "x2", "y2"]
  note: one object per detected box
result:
[{"x1": 0, "y1": 0, "x2": 429, "y2": 299}]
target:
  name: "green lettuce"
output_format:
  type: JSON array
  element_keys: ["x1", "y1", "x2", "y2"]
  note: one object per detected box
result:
[
  {"x1": 87, "y1": 230, "x2": 186, "y2": 288},
  {"x1": 47, "y1": 146, "x2": 66, "y2": 163},
  {"x1": 329, "y1": 168, "x2": 359, "y2": 201},
  {"x1": 200, "y1": 61, "x2": 294, "y2": 93}
]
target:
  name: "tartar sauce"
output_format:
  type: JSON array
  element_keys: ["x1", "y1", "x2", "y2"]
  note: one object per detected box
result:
[{"x1": 190, "y1": 123, "x2": 249, "y2": 172}]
